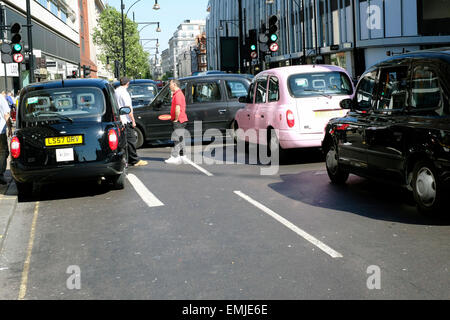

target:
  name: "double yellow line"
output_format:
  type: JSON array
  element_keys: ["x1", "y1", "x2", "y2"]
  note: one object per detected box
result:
[{"x1": 18, "y1": 202, "x2": 40, "y2": 300}]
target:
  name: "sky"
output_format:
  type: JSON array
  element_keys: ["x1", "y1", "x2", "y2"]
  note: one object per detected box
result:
[{"x1": 105, "y1": 0, "x2": 210, "y2": 53}]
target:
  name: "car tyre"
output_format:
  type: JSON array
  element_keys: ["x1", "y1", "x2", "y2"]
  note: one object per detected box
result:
[
  {"x1": 16, "y1": 180, "x2": 33, "y2": 198},
  {"x1": 268, "y1": 128, "x2": 286, "y2": 163},
  {"x1": 112, "y1": 171, "x2": 126, "y2": 190},
  {"x1": 230, "y1": 120, "x2": 238, "y2": 144},
  {"x1": 135, "y1": 127, "x2": 144, "y2": 149},
  {"x1": 412, "y1": 161, "x2": 444, "y2": 216},
  {"x1": 325, "y1": 144, "x2": 349, "y2": 184}
]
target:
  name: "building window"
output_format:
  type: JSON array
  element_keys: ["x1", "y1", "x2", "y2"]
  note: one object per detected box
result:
[
  {"x1": 37, "y1": 0, "x2": 48, "y2": 8},
  {"x1": 60, "y1": 10, "x2": 67, "y2": 23},
  {"x1": 50, "y1": 1, "x2": 58, "y2": 16},
  {"x1": 418, "y1": 0, "x2": 450, "y2": 36}
]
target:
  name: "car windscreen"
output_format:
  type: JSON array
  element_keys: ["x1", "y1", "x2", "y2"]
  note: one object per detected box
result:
[
  {"x1": 21, "y1": 87, "x2": 106, "y2": 122},
  {"x1": 288, "y1": 72, "x2": 353, "y2": 98},
  {"x1": 128, "y1": 84, "x2": 158, "y2": 107}
]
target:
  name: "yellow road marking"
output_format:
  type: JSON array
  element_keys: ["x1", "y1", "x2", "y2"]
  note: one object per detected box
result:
[{"x1": 18, "y1": 202, "x2": 40, "y2": 300}]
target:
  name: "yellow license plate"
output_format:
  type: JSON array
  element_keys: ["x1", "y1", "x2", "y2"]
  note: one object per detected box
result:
[
  {"x1": 45, "y1": 136, "x2": 83, "y2": 147},
  {"x1": 314, "y1": 110, "x2": 345, "y2": 118}
]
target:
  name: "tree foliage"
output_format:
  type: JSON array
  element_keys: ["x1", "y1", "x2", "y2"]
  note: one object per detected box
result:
[{"x1": 93, "y1": 5, "x2": 150, "y2": 79}]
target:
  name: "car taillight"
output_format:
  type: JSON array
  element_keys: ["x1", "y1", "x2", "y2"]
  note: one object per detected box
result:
[
  {"x1": 108, "y1": 129, "x2": 118, "y2": 151},
  {"x1": 11, "y1": 136, "x2": 20, "y2": 159},
  {"x1": 286, "y1": 110, "x2": 295, "y2": 128}
]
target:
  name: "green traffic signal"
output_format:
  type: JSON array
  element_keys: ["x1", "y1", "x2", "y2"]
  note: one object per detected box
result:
[
  {"x1": 270, "y1": 34, "x2": 278, "y2": 42},
  {"x1": 13, "y1": 44, "x2": 22, "y2": 52},
  {"x1": 250, "y1": 44, "x2": 256, "y2": 51}
]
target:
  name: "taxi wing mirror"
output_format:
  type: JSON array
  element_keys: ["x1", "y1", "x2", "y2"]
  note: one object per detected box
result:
[
  {"x1": 238, "y1": 96, "x2": 248, "y2": 104},
  {"x1": 119, "y1": 107, "x2": 131, "y2": 115},
  {"x1": 340, "y1": 99, "x2": 355, "y2": 110}
]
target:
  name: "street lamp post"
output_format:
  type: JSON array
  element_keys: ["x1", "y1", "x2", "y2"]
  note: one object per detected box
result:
[
  {"x1": 121, "y1": 0, "x2": 160, "y2": 77},
  {"x1": 121, "y1": 0, "x2": 126, "y2": 76}
]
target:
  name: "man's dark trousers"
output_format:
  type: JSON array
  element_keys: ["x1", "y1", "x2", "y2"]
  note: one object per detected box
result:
[
  {"x1": 125, "y1": 124, "x2": 140, "y2": 165},
  {"x1": 171, "y1": 122, "x2": 187, "y2": 157}
]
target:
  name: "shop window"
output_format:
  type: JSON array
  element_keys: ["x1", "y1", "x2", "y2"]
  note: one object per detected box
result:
[{"x1": 418, "y1": 0, "x2": 450, "y2": 36}]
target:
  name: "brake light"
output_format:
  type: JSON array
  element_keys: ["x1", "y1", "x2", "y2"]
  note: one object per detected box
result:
[
  {"x1": 286, "y1": 110, "x2": 295, "y2": 128},
  {"x1": 108, "y1": 129, "x2": 118, "y2": 151},
  {"x1": 11, "y1": 136, "x2": 20, "y2": 159}
]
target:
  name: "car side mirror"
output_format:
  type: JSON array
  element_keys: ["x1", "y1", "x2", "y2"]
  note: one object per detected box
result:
[
  {"x1": 119, "y1": 107, "x2": 131, "y2": 115},
  {"x1": 238, "y1": 96, "x2": 248, "y2": 104},
  {"x1": 340, "y1": 99, "x2": 355, "y2": 110}
]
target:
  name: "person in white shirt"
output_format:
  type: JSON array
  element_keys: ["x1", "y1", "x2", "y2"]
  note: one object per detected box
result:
[
  {"x1": 0, "y1": 94, "x2": 12, "y2": 185},
  {"x1": 115, "y1": 77, "x2": 147, "y2": 167}
]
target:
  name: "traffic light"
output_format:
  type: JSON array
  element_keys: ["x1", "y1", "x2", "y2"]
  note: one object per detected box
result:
[
  {"x1": 83, "y1": 65, "x2": 91, "y2": 78},
  {"x1": 71, "y1": 70, "x2": 78, "y2": 78},
  {"x1": 114, "y1": 60, "x2": 120, "y2": 79},
  {"x1": 10, "y1": 22, "x2": 24, "y2": 63},
  {"x1": 267, "y1": 15, "x2": 280, "y2": 53},
  {"x1": 248, "y1": 29, "x2": 258, "y2": 60}
]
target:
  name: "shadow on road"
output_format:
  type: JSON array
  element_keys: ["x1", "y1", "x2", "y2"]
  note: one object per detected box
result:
[
  {"x1": 17, "y1": 180, "x2": 112, "y2": 203},
  {"x1": 268, "y1": 171, "x2": 450, "y2": 226}
]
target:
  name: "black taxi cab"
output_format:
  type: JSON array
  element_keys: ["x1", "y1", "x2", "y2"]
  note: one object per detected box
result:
[
  {"x1": 323, "y1": 48, "x2": 450, "y2": 216},
  {"x1": 10, "y1": 79, "x2": 130, "y2": 196}
]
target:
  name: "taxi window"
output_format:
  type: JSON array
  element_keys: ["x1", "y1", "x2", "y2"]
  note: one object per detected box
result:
[{"x1": 21, "y1": 87, "x2": 106, "y2": 121}]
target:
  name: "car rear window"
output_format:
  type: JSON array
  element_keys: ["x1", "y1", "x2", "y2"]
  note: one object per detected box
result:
[
  {"x1": 288, "y1": 72, "x2": 353, "y2": 98},
  {"x1": 21, "y1": 87, "x2": 106, "y2": 122},
  {"x1": 128, "y1": 83, "x2": 158, "y2": 107}
]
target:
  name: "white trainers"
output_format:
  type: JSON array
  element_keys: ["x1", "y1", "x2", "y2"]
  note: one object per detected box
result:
[
  {"x1": 180, "y1": 156, "x2": 189, "y2": 164},
  {"x1": 165, "y1": 156, "x2": 182, "y2": 165}
]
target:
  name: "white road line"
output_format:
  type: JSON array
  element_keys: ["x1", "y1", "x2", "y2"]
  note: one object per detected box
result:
[
  {"x1": 127, "y1": 174, "x2": 164, "y2": 208},
  {"x1": 234, "y1": 191, "x2": 343, "y2": 259},
  {"x1": 183, "y1": 157, "x2": 214, "y2": 177}
]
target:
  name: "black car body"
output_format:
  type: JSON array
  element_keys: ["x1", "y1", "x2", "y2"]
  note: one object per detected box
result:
[
  {"x1": 322, "y1": 48, "x2": 450, "y2": 215},
  {"x1": 113, "y1": 79, "x2": 159, "y2": 109},
  {"x1": 11, "y1": 79, "x2": 129, "y2": 195},
  {"x1": 133, "y1": 74, "x2": 252, "y2": 147}
]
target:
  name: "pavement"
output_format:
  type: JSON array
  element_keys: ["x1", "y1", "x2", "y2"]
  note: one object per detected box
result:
[{"x1": 0, "y1": 166, "x2": 17, "y2": 254}]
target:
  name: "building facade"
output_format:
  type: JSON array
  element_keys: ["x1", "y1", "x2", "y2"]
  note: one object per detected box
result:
[
  {"x1": 87, "y1": 0, "x2": 113, "y2": 80},
  {"x1": 206, "y1": 0, "x2": 450, "y2": 78},
  {"x1": 160, "y1": 48, "x2": 171, "y2": 76},
  {"x1": 168, "y1": 19, "x2": 206, "y2": 78},
  {"x1": 1, "y1": 0, "x2": 80, "y2": 92}
]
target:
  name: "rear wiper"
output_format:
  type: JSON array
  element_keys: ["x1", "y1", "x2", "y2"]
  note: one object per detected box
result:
[
  {"x1": 303, "y1": 89, "x2": 332, "y2": 99},
  {"x1": 32, "y1": 111, "x2": 74, "y2": 123}
]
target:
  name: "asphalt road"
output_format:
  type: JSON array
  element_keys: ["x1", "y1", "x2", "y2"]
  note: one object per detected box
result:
[{"x1": 0, "y1": 140, "x2": 449, "y2": 300}]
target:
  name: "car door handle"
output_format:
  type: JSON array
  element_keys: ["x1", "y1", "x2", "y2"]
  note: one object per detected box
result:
[{"x1": 218, "y1": 109, "x2": 227, "y2": 114}]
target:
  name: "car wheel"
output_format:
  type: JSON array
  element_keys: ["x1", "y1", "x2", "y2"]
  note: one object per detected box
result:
[
  {"x1": 16, "y1": 180, "x2": 33, "y2": 197},
  {"x1": 268, "y1": 128, "x2": 286, "y2": 162},
  {"x1": 135, "y1": 127, "x2": 144, "y2": 149},
  {"x1": 230, "y1": 121, "x2": 238, "y2": 144},
  {"x1": 325, "y1": 144, "x2": 349, "y2": 184},
  {"x1": 412, "y1": 161, "x2": 443, "y2": 216},
  {"x1": 112, "y1": 171, "x2": 126, "y2": 190}
]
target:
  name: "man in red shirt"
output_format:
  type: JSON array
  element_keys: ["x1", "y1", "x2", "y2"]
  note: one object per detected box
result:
[{"x1": 165, "y1": 79, "x2": 189, "y2": 164}]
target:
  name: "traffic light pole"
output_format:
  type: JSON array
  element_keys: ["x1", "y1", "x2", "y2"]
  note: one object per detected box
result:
[
  {"x1": 0, "y1": 3, "x2": 8, "y2": 90},
  {"x1": 238, "y1": 0, "x2": 243, "y2": 74},
  {"x1": 26, "y1": 0, "x2": 35, "y2": 83}
]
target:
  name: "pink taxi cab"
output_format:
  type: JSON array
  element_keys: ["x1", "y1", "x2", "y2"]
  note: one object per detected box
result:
[{"x1": 234, "y1": 65, "x2": 354, "y2": 155}]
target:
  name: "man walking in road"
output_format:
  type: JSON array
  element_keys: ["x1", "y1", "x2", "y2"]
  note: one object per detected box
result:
[
  {"x1": 0, "y1": 93, "x2": 12, "y2": 185},
  {"x1": 115, "y1": 77, "x2": 148, "y2": 167},
  {"x1": 165, "y1": 79, "x2": 189, "y2": 165}
]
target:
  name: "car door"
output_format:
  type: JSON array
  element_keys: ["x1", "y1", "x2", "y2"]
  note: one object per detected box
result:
[
  {"x1": 224, "y1": 78, "x2": 250, "y2": 126},
  {"x1": 190, "y1": 80, "x2": 225, "y2": 132},
  {"x1": 256, "y1": 75, "x2": 278, "y2": 145},
  {"x1": 253, "y1": 76, "x2": 268, "y2": 143},
  {"x1": 337, "y1": 69, "x2": 378, "y2": 171},
  {"x1": 237, "y1": 82, "x2": 256, "y2": 132},
  {"x1": 365, "y1": 63, "x2": 410, "y2": 183}
]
